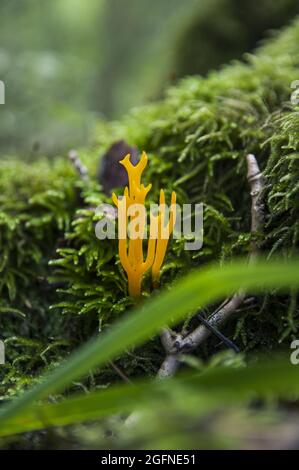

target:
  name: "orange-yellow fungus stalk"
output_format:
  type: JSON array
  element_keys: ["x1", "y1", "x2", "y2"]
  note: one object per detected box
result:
[
  {"x1": 112, "y1": 151, "x2": 176, "y2": 298},
  {"x1": 152, "y1": 189, "x2": 176, "y2": 287}
]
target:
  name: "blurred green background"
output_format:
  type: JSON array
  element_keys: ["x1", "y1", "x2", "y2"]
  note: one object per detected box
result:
[{"x1": 0, "y1": 0, "x2": 298, "y2": 156}]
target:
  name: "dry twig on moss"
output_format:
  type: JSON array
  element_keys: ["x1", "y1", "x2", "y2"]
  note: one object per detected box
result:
[
  {"x1": 158, "y1": 154, "x2": 264, "y2": 378},
  {"x1": 68, "y1": 149, "x2": 89, "y2": 182}
]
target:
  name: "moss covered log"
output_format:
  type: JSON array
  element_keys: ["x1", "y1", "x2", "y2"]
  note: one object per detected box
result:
[{"x1": 1, "y1": 19, "x2": 299, "y2": 401}]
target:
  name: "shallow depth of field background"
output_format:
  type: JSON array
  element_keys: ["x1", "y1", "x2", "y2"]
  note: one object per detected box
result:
[{"x1": 0, "y1": 0, "x2": 298, "y2": 156}]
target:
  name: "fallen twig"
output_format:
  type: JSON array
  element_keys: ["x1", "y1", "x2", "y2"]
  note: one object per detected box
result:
[
  {"x1": 158, "y1": 154, "x2": 264, "y2": 378},
  {"x1": 109, "y1": 360, "x2": 132, "y2": 384},
  {"x1": 196, "y1": 313, "x2": 240, "y2": 353},
  {"x1": 68, "y1": 149, "x2": 89, "y2": 182},
  {"x1": 246, "y1": 153, "x2": 264, "y2": 262}
]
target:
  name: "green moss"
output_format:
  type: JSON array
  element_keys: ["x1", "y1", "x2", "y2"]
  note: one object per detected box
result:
[
  {"x1": 0, "y1": 157, "x2": 79, "y2": 398},
  {"x1": 1, "y1": 19, "x2": 299, "y2": 401}
]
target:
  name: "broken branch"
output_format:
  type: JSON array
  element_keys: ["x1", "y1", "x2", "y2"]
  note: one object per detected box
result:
[{"x1": 158, "y1": 154, "x2": 264, "y2": 378}]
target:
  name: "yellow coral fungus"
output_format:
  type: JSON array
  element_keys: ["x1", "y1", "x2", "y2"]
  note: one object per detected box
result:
[
  {"x1": 112, "y1": 151, "x2": 176, "y2": 298},
  {"x1": 152, "y1": 189, "x2": 176, "y2": 288}
]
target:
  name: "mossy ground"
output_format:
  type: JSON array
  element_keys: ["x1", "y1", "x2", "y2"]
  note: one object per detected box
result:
[{"x1": 0, "y1": 17, "x2": 299, "y2": 448}]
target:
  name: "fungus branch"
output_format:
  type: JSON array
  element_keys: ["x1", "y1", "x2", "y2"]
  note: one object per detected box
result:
[
  {"x1": 158, "y1": 154, "x2": 264, "y2": 378},
  {"x1": 112, "y1": 152, "x2": 176, "y2": 298}
]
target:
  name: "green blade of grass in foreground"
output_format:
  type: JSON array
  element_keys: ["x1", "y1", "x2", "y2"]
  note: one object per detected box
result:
[
  {"x1": 0, "y1": 358, "x2": 298, "y2": 437},
  {"x1": 0, "y1": 259, "x2": 299, "y2": 427}
]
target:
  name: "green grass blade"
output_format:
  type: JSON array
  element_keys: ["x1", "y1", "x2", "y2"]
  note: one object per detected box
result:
[
  {"x1": 0, "y1": 259, "x2": 299, "y2": 426},
  {"x1": 0, "y1": 358, "x2": 298, "y2": 437}
]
